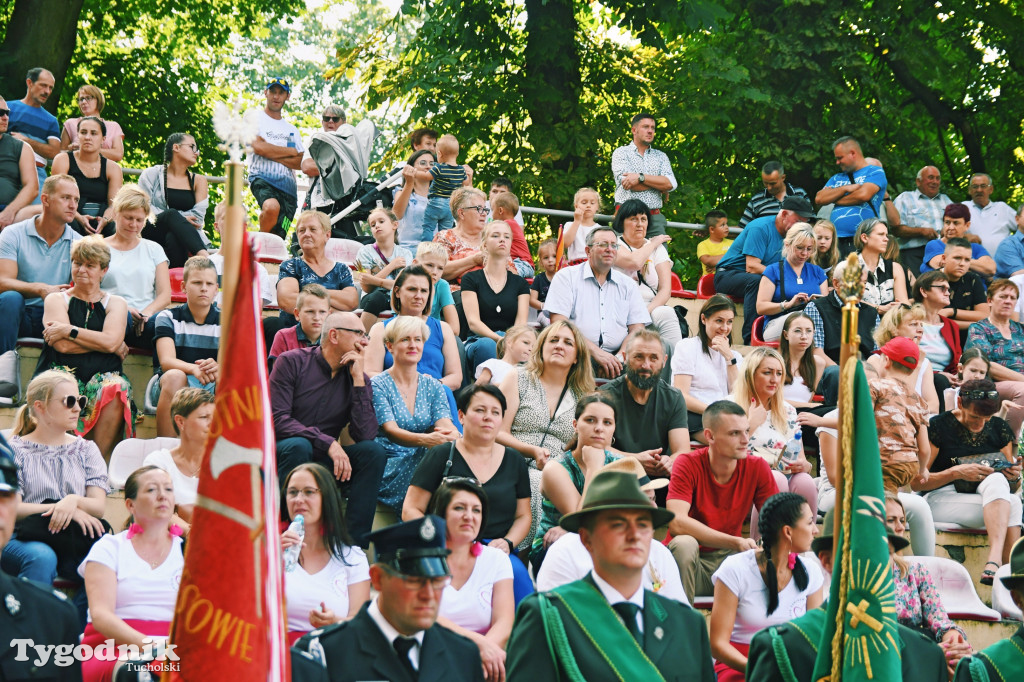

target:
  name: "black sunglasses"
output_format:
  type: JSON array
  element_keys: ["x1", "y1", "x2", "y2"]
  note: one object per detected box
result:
[
  {"x1": 0, "y1": 109, "x2": 10, "y2": 118},
  {"x1": 322, "y1": 116, "x2": 342, "y2": 123},
  {"x1": 962, "y1": 389, "x2": 999, "y2": 401},
  {"x1": 58, "y1": 395, "x2": 88, "y2": 410}
]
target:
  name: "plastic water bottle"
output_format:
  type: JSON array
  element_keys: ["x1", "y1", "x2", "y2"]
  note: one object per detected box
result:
[
  {"x1": 779, "y1": 432, "x2": 802, "y2": 476},
  {"x1": 283, "y1": 515, "x2": 304, "y2": 573}
]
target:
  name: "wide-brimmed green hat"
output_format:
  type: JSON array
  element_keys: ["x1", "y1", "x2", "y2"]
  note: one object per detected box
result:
[
  {"x1": 560, "y1": 471, "x2": 675, "y2": 532},
  {"x1": 812, "y1": 507, "x2": 909, "y2": 554},
  {"x1": 999, "y1": 537, "x2": 1024, "y2": 591}
]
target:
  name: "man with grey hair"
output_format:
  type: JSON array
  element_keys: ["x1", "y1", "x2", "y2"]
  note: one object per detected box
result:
[
  {"x1": 893, "y1": 165, "x2": 953, "y2": 277},
  {"x1": 301, "y1": 104, "x2": 347, "y2": 213},
  {"x1": 963, "y1": 172, "x2": 1016, "y2": 255},
  {"x1": 814, "y1": 135, "x2": 887, "y2": 255},
  {"x1": 544, "y1": 226, "x2": 651, "y2": 378},
  {"x1": 738, "y1": 160, "x2": 808, "y2": 228},
  {"x1": 803, "y1": 258, "x2": 878, "y2": 364}
]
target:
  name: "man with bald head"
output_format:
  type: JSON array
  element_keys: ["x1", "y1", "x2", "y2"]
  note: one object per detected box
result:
[
  {"x1": 814, "y1": 135, "x2": 887, "y2": 255},
  {"x1": 893, "y1": 165, "x2": 953, "y2": 277},
  {"x1": 963, "y1": 172, "x2": 1017, "y2": 255},
  {"x1": 270, "y1": 310, "x2": 385, "y2": 546}
]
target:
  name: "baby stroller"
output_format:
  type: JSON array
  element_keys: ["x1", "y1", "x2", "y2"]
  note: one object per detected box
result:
[{"x1": 305, "y1": 119, "x2": 399, "y2": 243}]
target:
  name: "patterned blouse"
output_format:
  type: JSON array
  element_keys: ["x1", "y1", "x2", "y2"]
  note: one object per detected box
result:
[
  {"x1": 746, "y1": 401, "x2": 798, "y2": 457},
  {"x1": 432, "y1": 228, "x2": 516, "y2": 289},
  {"x1": 965, "y1": 318, "x2": 1024, "y2": 374},
  {"x1": 276, "y1": 256, "x2": 356, "y2": 326},
  {"x1": 892, "y1": 561, "x2": 966, "y2": 642},
  {"x1": 509, "y1": 369, "x2": 579, "y2": 464}
]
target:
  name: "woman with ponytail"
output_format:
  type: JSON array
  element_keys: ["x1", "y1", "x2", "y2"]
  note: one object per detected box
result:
[
  {"x1": 79, "y1": 465, "x2": 184, "y2": 682},
  {"x1": 0, "y1": 370, "x2": 109, "y2": 588},
  {"x1": 138, "y1": 132, "x2": 210, "y2": 267},
  {"x1": 708, "y1": 492, "x2": 824, "y2": 681}
]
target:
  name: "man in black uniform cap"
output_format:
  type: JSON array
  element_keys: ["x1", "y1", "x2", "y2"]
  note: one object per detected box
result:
[
  {"x1": 746, "y1": 507, "x2": 946, "y2": 682},
  {"x1": 0, "y1": 433, "x2": 83, "y2": 680},
  {"x1": 291, "y1": 515, "x2": 484, "y2": 682}
]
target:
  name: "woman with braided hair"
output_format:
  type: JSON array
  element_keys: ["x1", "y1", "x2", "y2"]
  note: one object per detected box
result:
[{"x1": 708, "y1": 492, "x2": 825, "y2": 681}]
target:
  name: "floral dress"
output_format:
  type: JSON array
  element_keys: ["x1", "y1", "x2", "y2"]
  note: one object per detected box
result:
[
  {"x1": 965, "y1": 318, "x2": 1024, "y2": 374},
  {"x1": 370, "y1": 371, "x2": 451, "y2": 512},
  {"x1": 892, "y1": 561, "x2": 967, "y2": 641},
  {"x1": 747, "y1": 401, "x2": 798, "y2": 459}
]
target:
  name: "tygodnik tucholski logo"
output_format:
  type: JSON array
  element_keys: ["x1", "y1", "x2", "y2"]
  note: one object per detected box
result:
[{"x1": 10, "y1": 637, "x2": 181, "y2": 670}]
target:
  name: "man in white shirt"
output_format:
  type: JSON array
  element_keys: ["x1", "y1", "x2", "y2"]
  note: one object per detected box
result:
[
  {"x1": 291, "y1": 517, "x2": 483, "y2": 682},
  {"x1": 611, "y1": 113, "x2": 677, "y2": 237},
  {"x1": 544, "y1": 226, "x2": 651, "y2": 378},
  {"x1": 963, "y1": 172, "x2": 1017, "y2": 255},
  {"x1": 249, "y1": 78, "x2": 304, "y2": 237},
  {"x1": 536, "y1": 457, "x2": 689, "y2": 604}
]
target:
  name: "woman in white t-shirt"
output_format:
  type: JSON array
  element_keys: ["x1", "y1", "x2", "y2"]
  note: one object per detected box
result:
[
  {"x1": 673, "y1": 295, "x2": 743, "y2": 443},
  {"x1": 79, "y1": 466, "x2": 185, "y2": 682},
  {"x1": 709, "y1": 492, "x2": 824, "y2": 682},
  {"x1": 431, "y1": 478, "x2": 514, "y2": 682},
  {"x1": 101, "y1": 185, "x2": 171, "y2": 349},
  {"x1": 280, "y1": 463, "x2": 370, "y2": 645},
  {"x1": 143, "y1": 387, "x2": 215, "y2": 529}
]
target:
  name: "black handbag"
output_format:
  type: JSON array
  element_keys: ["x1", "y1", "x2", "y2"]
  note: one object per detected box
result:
[
  {"x1": 15, "y1": 501, "x2": 112, "y2": 580},
  {"x1": 950, "y1": 453, "x2": 1015, "y2": 494}
]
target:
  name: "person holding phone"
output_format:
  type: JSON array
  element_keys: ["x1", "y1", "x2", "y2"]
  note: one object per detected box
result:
[{"x1": 755, "y1": 224, "x2": 828, "y2": 342}]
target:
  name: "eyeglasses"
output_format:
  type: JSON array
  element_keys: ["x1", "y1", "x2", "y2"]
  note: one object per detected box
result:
[
  {"x1": 589, "y1": 241, "x2": 617, "y2": 250},
  {"x1": 969, "y1": 183, "x2": 991, "y2": 190},
  {"x1": 57, "y1": 395, "x2": 88, "y2": 410},
  {"x1": 442, "y1": 475, "x2": 480, "y2": 486},
  {"x1": 331, "y1": 327, "x2": 370, "y2": 339},
  {"x1": 464, "y1": 205, "x2": 491, "y2": 215},
  {"x1": 0, "y1": 109, "x2": 9, "y2": 118},
  {"x1": 77, "y1": 96, "x2": 95, "y2": 103},
  {"x1": 928, "y1": 285, "x2": 951, "y2": 293},
  {"x1": 387, "y1": 571, "x2": 452, "y2": 591},
  {"x1": 179, "y1": 143, "x2": 198, "y2": 152},
  {"x1": 322, "y1": 116, "x2": 342, "y2": 123},
  {"x1": 962, "y1": 389, "x2": 999, "y2": 401},
  {"x1": 285, "y1": 487, "x2": 320, "y2": 499}
]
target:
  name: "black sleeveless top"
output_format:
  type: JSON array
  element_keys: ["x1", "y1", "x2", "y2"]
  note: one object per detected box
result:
[
  {"x1": 164, "y1": 167, "x2": 197, "y2": 212},
  {"x1": 66, "y1": 153, "x2": 109, "y2": 213},
  {"x1": 36, "y1": 292, "x2": 123, "y2": 384}
]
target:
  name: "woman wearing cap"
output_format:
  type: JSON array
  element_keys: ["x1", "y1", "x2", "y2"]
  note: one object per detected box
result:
[
  {"x1": 430, "y1": 478, "x2": 514, "y2": 682},
  {"x1": 404, "y1": 384, "x2": 533, "y2": 604},
  {"x1": 709, "y1": 492, "x2": 824, "y2": 681},
  {"x1": 755, "y1": 224, "x2": 828, "y2": 342},
  {"x1": 965, "y1": 278, "x2": 1024, "y2": 436},
  {"x1": 530, "y1": 394, "x2": 620, "y2": 570},
  {"x1": 868, "y1": 303, "x2": 940, "y2": 413},
  {"x1": 280, "y1": 463, "x2": 369, "y2": 645},
  {"x1": 912, "y1": 270, "x2": 962, "y2": 410},
  {"x1": 885, "y1": 493, "x2": 972, "y2": 674},
  {"x1": 917, "y1": 378, "x2": 1022, "y2": 585}
]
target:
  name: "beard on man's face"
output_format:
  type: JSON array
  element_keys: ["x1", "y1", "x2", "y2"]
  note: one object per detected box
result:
[{"x1": 626, "y1": 365, "x2": 660, "y2": 390}]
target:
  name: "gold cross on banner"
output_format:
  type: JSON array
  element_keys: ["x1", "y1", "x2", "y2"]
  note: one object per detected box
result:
[{"x1": 847, "y1": 599, "x2": 883, "y2": 632}]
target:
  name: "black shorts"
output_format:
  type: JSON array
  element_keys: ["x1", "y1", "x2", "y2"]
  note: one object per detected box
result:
[{"x1": 249, "y1": 177, "x2": 298, "y2": 235}]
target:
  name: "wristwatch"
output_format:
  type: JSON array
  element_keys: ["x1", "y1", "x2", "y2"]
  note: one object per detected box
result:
[
  {"x1": 69, "y1": 326, "x2": 79, "y2": 339},
  {"x1": 729, "y1": 357, "x2": 738, "y2": 365},
  {"x1": 638, "y1": 173, "x2": 646, "y2": 185}
]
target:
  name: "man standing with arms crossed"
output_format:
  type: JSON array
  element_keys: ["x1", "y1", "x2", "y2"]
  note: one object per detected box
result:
[
  {"x1": 611, "y1": 113, "x2": 677, "y2": 238},
  {"x1": 7, "y1": 68, "x2": 60, "y2": 205},
  {"x1": 249, "y1": 78, "x2": 303, "y2": 236}
]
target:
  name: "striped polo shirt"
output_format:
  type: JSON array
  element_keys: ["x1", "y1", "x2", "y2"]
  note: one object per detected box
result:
[
  {"x1": 428, "y1": 162, "x2": 467, "y2": 199},
  {"x1": 153, "y1": 303, "x2": 221, "y2": 372}
]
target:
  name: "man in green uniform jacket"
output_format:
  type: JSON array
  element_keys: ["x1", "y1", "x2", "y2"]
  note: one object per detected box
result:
[
  {"x1": 0, "y1": 434, "x2": 83, "y2": 680},
  {"x1": 506, "y1": 470, "x2": 714, "y2": 682},
  {"x1": 954, "y1": 537, "x2": 1024, "y2": 682},
  {"x1": 747, "y1": 508, "x2": 946, "y2": 682}
]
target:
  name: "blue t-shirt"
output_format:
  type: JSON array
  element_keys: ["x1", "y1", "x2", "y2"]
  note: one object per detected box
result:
[
  {"x1": 430, "y1": 277, "x2": 454, "y2": 319},
  {"x1": 717, "y1": 215, "x2": 784, "y2": 272},
  {"x1": 995, "y1": 232, "x2": 1024, "y2": 278},
  {"x1": 824, "y1": 165, "x2": 887, "y2": 237},
  {"x1": 7, "y1": 101, "x2": 59, "y2": 166},
  {"x1": 761, "y1": 260, "x2": 827, "y2": 320},
  {"x1": 920, "y1": 239, "x2": 990, "y2": 273}
]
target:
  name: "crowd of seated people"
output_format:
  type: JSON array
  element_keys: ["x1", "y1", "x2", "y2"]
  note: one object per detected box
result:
[{"x1": 7, "y1": 73, "x2": 1024, "y2": 680}]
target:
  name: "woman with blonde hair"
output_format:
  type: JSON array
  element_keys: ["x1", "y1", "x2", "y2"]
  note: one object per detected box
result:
[
  {"x1": 731, "y1": 348, "x2": 817, "y2": 529},
  {"x1": 61, "y1": 84, "x2": 125, "y2": 161},
  {"x1": 867, "y1": 303, "x2": 940, "y2": 413},
  {"x1": 101, "y1": 184, "x2": 171, "y2": 348},
  {"x1": 434, "y1": 187, "x2": 516, "y2": 289},
  {"x1": 811, "y1": 219, "x2": 839, "y2": 274},
  {"x1": 0, "y1": 370, "x2": 109, "y2": 592},
  {"x1": 462, "y1": 220, "x2": 530, "y2": 372},
  {"x1": 38, "y1": 236, "x2": 134, "y2": 461},
  {"x1": 756, "y1": 223, "x2": 828, "y2": 341}
]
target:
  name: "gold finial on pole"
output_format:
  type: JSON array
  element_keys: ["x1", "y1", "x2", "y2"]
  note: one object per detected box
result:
[{"x1": 211, "y1": 101, "x2": 259, "y2": 365}]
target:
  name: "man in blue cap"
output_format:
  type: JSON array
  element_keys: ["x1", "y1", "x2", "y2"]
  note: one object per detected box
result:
[
  {"x1": 249, "y1": 77, "x2": 303, "y2": 237},
  {"x1": 0, "y1": 433, "x2": 83, "y2": 679},
  {"x1": 507, "y1": 469, "x2": 714, "y2": 681},
  {"x1": 291, "y1": 516, "x2": 483, "y2": 682}
]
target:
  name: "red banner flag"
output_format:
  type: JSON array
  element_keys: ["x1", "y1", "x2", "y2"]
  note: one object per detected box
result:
[{"x1": 163, "y1": 233, "x2": 288, "y2": 680}]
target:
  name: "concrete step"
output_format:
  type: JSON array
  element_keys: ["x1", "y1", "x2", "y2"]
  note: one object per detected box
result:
[{"x1": 934, "y1": 528, "x2": 997, "y2": 604}]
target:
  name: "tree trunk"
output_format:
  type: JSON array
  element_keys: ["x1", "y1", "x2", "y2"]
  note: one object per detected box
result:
[
  {"x1": 0, "y1": 0, "x2": 86, "y2": 113},
  {"x1": 523, "y1": 0, "x2": 586, "y2": 227}
]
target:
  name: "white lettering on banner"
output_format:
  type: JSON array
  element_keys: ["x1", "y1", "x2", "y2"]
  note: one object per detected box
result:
[{"x1": 9, "y1": 637, "x2": 181, "y2": 666}]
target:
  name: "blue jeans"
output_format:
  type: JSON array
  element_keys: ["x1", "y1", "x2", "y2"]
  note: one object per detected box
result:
[
  {"x1": 464, "y1": 335, "x2": 499, "y2": 377},
  {"x1": 0, "y1": 292, "x2": 45, "y2": 354},
  {"x1": 31, "y1": 166, "x2": 46, "y2": 205},
  {"x1": 421, "y1": 196, "x2": 454, "y2": 242},
  {"x1": 513, "y1": 259, "x2": 535, "y2": 278},
  {"x1": 1, "y1": 537, "x2": 57, "y2": 584},
  {"x1": 275, "y1": 437, "x2": 387, "y2": 548}
]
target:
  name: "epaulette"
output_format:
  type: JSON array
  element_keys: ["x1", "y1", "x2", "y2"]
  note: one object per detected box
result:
[{"x1": 296, "y1": 622, "x2": 348, "y2": 668}]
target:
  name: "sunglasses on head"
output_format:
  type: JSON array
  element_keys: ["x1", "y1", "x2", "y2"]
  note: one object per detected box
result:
[
  {"x1": 962, "y1": 389, "x2": 999, "y2": 401},
  {"x1": 58, "y1": 395, "x2": 88, "y2": 410}
]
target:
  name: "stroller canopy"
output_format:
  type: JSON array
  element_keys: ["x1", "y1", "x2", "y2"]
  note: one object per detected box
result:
[{"x1": 308, "y1": 119, "x2": 378, "y2": 203}]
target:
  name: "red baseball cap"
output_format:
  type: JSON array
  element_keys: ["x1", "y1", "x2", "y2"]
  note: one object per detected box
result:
[{"x1": 880, "y1": 337, "x2": 919, "y2": 370}]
